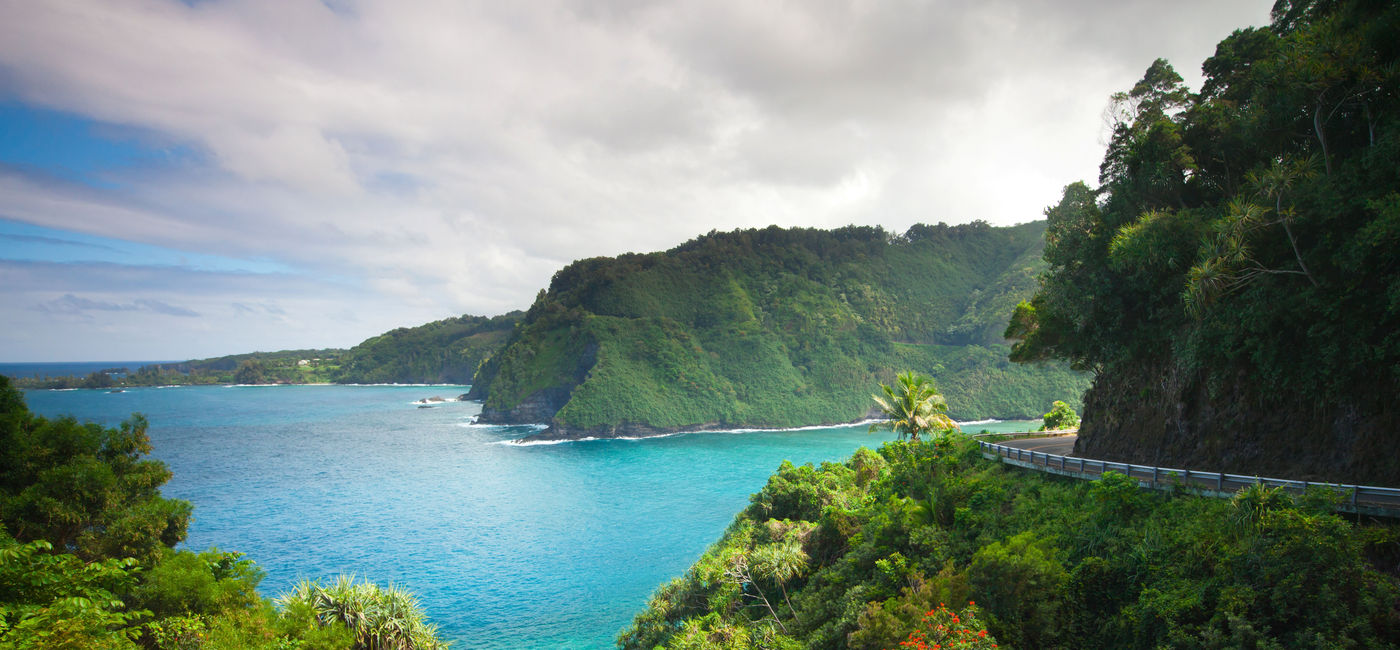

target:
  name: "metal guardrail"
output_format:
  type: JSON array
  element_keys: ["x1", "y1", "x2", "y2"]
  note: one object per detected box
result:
[
  {"x1": 979, "y1": 439, "x2": 1400, "y2": 518},
  {"x1": 968, "y1": 429, "x2": 1076, "y2": 440}
]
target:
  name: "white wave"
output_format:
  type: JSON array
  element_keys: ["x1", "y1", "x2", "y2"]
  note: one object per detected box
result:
[
  {"x1": 491, "y1": 437, "x2": 582, "y2": 446},
  {"x1": 487, "y1": 419, "x2": 884, "y2": 446},
  {"x1": 956, "y1": 418, "x2": 1002, "y2": 426},
  {"x1": 338, "y1": 383, "x2": 472, "y2": 388},
  {"x1": 714, "y1": 418, "x2": 882, "y2": 434},
  {"x1": 457, "y1": 421, "x2": 547, "y2": 430}
]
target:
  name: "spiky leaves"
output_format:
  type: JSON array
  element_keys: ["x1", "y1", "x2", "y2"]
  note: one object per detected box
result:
[
  {"x1": 277, "y1": 576, "x2": 447, "y2": 650},
  {"x1": 870, "y1": 371, "x2": 958, "y2": 443}
]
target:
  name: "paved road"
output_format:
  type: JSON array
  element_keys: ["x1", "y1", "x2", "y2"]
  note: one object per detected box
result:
[{"x1": 1000, "y1": 435, "x2": 1077, "y2": 456}]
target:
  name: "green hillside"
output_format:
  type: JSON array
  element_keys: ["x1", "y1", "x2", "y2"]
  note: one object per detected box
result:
[
  {"x1": 471, "y1": 222, "x2": 1089, "y2": 438},
  {"x1": 621, "y1": 438, "x2": 1400, "y2": 649},
  {"x1": 11, "y1": 313, "x2": 523, "y2": 389},
  {"x1": 334, "y1": 312, "x2": 522, "y2": 384}
]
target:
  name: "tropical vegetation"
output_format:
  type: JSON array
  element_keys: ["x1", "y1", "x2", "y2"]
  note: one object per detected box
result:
[
  {"x1": 333, "y1": 312, "x2": 521, "y2": 385},
  {"x1": 1004, "y1": 0, "x2": 1400, "y2": 483},
  {"x1": 472, "y1": 221, "x2": 1090, "y2": 438},
  {"x1": 1037, "y1": 401, "x2": 1079, "y2": 432},
  {"x1": 869, "y1": 372, "x2": 958, "y2": 443},
  {"x1": 620, "y1": 436, "x2": 1400, "y2": 649},
  {"x1": 0, "y1": 376, "x2": 445, "y2": 649}
]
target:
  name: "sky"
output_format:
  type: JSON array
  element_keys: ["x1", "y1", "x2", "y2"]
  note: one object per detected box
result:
[{"x1": 0, "y1": 0, "x2": 1275, "y2": 362}]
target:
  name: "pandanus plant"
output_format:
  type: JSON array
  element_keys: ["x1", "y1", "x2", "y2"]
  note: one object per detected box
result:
[
  {"x1": 869, "y1": 371, "x2": 958, "y2": 443},
  {"x1": 279, "y1": 575, "x2": 447, "y2": 650}
]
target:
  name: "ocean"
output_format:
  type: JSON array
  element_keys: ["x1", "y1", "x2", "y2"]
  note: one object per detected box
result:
[
  {"x1": 0, "y1": 360, "x2": 172, "y2": 379},
  {"x1": 19, "y1": 382, "x2": 1036, "y2": 648}
]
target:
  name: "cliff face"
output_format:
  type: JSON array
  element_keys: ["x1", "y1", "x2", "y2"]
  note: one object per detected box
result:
[
  {"x1": 477, "y1": 386, "x2": 573, "y2": 425},
  {"x1": 1075, "y1": 362, "x2": 1400, "y2": 486}
]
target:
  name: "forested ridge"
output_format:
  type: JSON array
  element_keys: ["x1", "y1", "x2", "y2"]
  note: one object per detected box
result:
[
  {"x1": 333, "y1": 312, "x2": 522, "y2": 384},
  {"x1": 470, "y1": 221, "x2": 1089, "y2": 439},
  {"x1": 9, "y1": 313, "x2": 522, "y2": 389},
  {"x1": 1006, "y1": 0, "x2": 1400, "y2": 484}
]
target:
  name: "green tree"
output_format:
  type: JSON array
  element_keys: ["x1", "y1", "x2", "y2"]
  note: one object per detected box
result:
[
  {"x1": 233, "y1": 360, "x2": 266, "y2": 385},
  {"x1": 0, "y1": 534, "x2": 144, "y2": 649},
  {"x1": 1040, "y1": 400, "x2": 1080, "y2": 431},
  {"x1": 0, "y1": 377, "x2": 191, "y2": 563},
  {"x1": 869, "y1": 371, "x2": 958, "y2": 443}
]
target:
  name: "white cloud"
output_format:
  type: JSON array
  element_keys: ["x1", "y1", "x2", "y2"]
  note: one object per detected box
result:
[{"x1": 0, "y1": 0, "x2": 1275, "y2": 359}]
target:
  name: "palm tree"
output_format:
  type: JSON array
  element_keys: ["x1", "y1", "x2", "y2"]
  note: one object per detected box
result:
[{"x1": 869, "y1": 371, "x2": 958, "y2": 442}]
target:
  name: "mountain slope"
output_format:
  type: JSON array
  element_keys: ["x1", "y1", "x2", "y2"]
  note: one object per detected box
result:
[
  {"x1": 471, "y1": 222, "x2": 1088, "y2": 439},
  {"x1": 333, "y1": 312, "x2": 523, "y2": 384}
]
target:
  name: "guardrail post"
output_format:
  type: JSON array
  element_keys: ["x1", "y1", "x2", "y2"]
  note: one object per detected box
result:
[
  {"x1": 1152, "y1": 466, "x2": 1158, "y2": 488},
  {"x1": 1352, "y1": 486, "x2": 1359, "y2": 508},
  {"x1": 1217, "y1": 472, "x2": 1223, "y2": 492}
]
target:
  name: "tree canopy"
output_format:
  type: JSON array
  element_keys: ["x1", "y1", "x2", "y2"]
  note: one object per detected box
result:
[
  {"x1": 1005, "y1": 0, "x2": 1400, "y2": 480},
  {"x1": 0, "y1": 377, "x2": 190, "y2": 563}
]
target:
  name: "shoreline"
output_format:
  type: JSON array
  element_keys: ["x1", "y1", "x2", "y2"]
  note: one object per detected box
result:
[{"x1": 505, "y1": 416, "x2": 1019, "y2": 444}]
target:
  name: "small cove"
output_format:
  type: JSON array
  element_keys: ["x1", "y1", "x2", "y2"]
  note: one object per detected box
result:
[{"x1": 22, "y1": 383, "x2": 1036, "y2": 648}]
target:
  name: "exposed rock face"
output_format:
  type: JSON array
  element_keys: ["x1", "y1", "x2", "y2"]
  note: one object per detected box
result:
[
  {"x1": 1075, "y1": 362, "x2": 1400, "y2": 486},
  {"x1": 475, "y1": 386, "x2": 573, "y2": 425}
]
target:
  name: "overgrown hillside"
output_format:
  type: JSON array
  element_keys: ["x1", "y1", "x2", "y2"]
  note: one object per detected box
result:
[
  {"x1": 621, "y1": 437, "x2": 1400, "y2": 649},
  {"x1": 334, "y1": 312, "x2": 522, "y2": 384},
  {"x1": 1007, "y1": 0, "x2": 1400, "y2": 484},
  {"x1": 470, "y1": 222, "x2": 1089, "y2": 439}
]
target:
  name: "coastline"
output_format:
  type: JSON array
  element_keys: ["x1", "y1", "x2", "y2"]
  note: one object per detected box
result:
[
  {"x1": 509, "y1": 418, "x2": 882, "y2": 444},
  {"x1": 503, "y1": 415, "x2": 1018, "y2": 444}
]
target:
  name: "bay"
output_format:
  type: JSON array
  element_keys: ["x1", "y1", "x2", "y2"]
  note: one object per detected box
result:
[{"x1": 20, "y1": 383, "x2": 1036, "y2": 648}]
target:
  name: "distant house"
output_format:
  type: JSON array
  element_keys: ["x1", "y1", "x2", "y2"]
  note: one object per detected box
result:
[{"x1": 298, "y1": 359, "x2": 310, "y2": 367}]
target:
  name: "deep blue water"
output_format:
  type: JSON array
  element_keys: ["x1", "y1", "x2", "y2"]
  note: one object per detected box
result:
[
  {"x1": 0, "y1": 360, "x2": 171, "y2": 378},
  {"x1": 20, "y1": 383, "x2": 1035, "y2": 648}
]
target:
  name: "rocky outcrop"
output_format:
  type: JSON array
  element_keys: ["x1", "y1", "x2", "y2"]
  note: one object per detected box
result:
[
  {"x1": 475, "y1": 386, "x2": 574, "y2": 425},
  {"x1": 1075, "y1": 361, "x2": 1400, "y2": 486}
]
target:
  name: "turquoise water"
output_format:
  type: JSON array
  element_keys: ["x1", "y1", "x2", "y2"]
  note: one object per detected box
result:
[
  {"x1": 0, "y1": 360, "x2": 171, "y2": 378},
  {"x1": 21, "y1": 384, "x2": 1035, "y2": 648}
]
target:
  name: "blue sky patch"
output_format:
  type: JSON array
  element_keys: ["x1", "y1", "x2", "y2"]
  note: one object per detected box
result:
[
  {"x1": 0, "y1": 103, "x2": 198, "y2": 189},
  {"x1": 0, "y1": 219, "x2": 295, "y2": 275}
]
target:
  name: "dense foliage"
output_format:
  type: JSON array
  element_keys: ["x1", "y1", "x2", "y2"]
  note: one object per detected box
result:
[
  {"x1": 1005, "y1": 0, "x2": 1400, "y2": 482},
  {"x1": 620, "y1": 436, "x2": 1400, "y2": 649},
  {"x1": 474, "y1": 222, "x2": 1089, "y2": 435},
  {"x1": 0, "y1": 376, "x2": 445, "y2": 649},
  {"x1": 334, "y1": 312, "x2": 521, "y2": 385},
  {"x1": 1038, "y1": 401, "x2": 1079, "y2": 432}
]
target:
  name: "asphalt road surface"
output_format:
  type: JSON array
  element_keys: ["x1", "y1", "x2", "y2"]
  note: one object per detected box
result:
[{"x1": 1000, "y1": 435, "x2": 1077, "y2": 457}]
